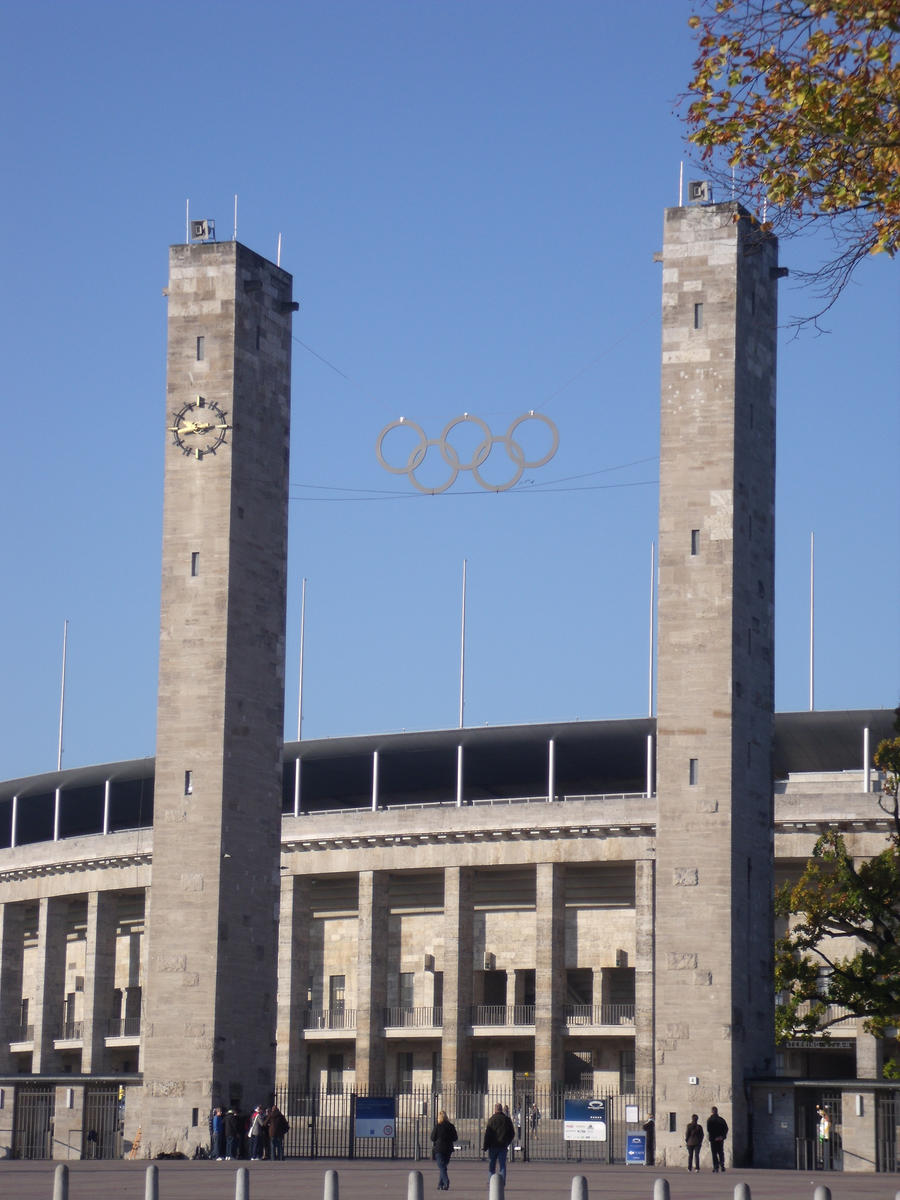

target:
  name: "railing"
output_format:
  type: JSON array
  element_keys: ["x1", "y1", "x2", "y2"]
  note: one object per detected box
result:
[
  {"x1": 11, "y1": 1023, "x2": 34, "y2": 1042},
  {"x1": 300, "y1": 790, "x2": 653, "y2": 817},
  {"x1": 470, "y1": 1004, "x2": 535, "y2": 1026},
  {"x1": 565, "y1": 1003, "x2": 635, "y2": 1025},
  {"x1": 58, "y1": 1020, "x2": 83, "y2": 1040},
  {"x1": 106, "y1": 1016, "x2": 142, "y2": 1037},
  {"x1": 302, "y1": 1008, "x2": 357, "y2": 1031},
  {"x1": 384, "y1": 1007, "x2": 442, "y2": 1028}
]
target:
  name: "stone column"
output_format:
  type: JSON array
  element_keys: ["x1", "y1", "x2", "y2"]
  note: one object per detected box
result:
[
  {"x1": 356, "y1": 870, "x2": 388, "y2": 1091},
  {"x1": 442, "y1": 866, "x2": 474, "y2": 1087},
  {"x1": 840, "y1": 1086, "x2": 877, "y2": 1172},
  {"x1": 534, "y1": 862, "x2": 564, "y2": 1088},
  {"x1": 855, "y1": 1029, "x2": 884, "y2": 1079},
  {"x1": 275, "y1": 875, "x2": 310, "y2": 1088},
  {"x1": 0, "y1": 902, "x2": 25, "y2": 1073},
  {"x1": 82, "y1": 891, "x2": 118, "y2": 1073},
  {"x1": 138, "y1": 886, "x2": 150, "y2": 1075},
  {"x1": 32, "y1": 897, "x2": 67, "y2": 1074},
  {"x1": 634, "y1": 859, "x2": 655, "y2": 1093}
]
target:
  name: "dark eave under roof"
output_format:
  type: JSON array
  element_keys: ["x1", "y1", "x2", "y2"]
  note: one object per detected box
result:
[{"x1": 0, "y1": 709, "x2": 893, "y2": 803}]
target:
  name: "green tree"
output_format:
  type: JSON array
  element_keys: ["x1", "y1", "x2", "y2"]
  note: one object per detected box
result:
[
  {"x1": 685, "y1": 1, "x2": 900, "y2": 315},
  {"x1": 774, "y1": 725, "x2": 900, "y2": 1066}
]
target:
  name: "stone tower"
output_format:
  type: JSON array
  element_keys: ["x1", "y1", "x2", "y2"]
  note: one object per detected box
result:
[
  {"x1": 654, "y1": 202, "x2": 778, "y2": 1165},
  {"x1": 142, "y1": 239, "x2": 296, "y2": 1155}
]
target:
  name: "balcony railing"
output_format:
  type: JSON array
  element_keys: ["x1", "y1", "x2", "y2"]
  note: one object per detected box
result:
[
  {"x1": 106, "y1": 1016, "x2": 142, "y2": 1037},
  {"x1": 470, "y1": 1004, "x2": 535, "y2": 1026},
  {"x1": 11, "y1": 1024, "x2": 34, "y2": 1043},
  {"x1": 384, "y1": 1007, "x2": 443, "y2": 1028},
  {"x1": 302, "y1": 1008, "x2": 356, "y2": 1031},
  {"x1": 565, "y1": 1003, "x2": 635, "y2": 1025},
  {"x1": 58, "y1": 1020, "x2": 83, "y2": 1040}
]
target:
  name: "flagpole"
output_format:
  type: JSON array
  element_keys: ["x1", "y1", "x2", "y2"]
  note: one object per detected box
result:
[
  {"x1": 458, "y1": 560, "x2": 467, "y2": 729},
  {"x1": 293, "y1": 578, "x2": 307, "y2": 816},
  {"x1": 809, "y1": 532, "x2": 815, "y2": 712},
  {"x1": 57, "y1": 619, "x2": 69, "y2": 771},
  {"x1": 648, "y1": 540, "x2": 656, "y2": 717}
]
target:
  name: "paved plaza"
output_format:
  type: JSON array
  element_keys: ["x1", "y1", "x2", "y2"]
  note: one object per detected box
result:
[{"x1": 1, "y1": 1159, "x2": 897, "y2": 1200}]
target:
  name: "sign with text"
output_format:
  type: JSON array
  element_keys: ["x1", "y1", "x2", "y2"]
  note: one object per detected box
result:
[
  {"x1": 355, "y1": 1096, "x2": 396, "y2": 1138},
  {"x1": 564, "y1": 1098, "x2": 607, "y2": 1142},
  {"x1": 626, "y1": 1132, "x2": 647, "y2": 1164}
]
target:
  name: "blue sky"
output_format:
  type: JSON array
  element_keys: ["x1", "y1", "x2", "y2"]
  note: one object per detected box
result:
[{"x1": 1, "y1": 1, "x2": 897, "y2": 783}]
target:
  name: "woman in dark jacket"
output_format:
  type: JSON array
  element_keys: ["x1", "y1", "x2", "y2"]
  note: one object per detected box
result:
[{"x1": 430, "y1": 1109, "x2": 458, "y2": 1191}]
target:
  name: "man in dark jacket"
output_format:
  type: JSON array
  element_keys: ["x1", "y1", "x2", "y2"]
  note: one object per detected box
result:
[
  {"x1": 483, "y1": 1103, "x2": 515, "y2": 1184},
  {"x1": 707, "y1": 1106, "x2": 728, "y2": 1172}
]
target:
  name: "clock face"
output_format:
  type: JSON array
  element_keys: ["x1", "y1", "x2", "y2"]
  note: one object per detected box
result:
[{"x1": 168, "y1": 397, "x2": 231, "y2": 459}]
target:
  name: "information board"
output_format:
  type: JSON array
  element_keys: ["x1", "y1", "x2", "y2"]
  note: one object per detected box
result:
[
  {"x1": 355, "y1": 1096, "x2": 396, "y2": 1138},
  {"x1": 563, "y1": 1098, "x2": 607, "y2": 1142},
  {"x1": 626, "y1": 1132, "x2": 647, "y2": 1164}
]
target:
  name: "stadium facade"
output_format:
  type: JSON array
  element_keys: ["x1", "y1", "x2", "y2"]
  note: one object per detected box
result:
[{"x1": 0, "y1": 204, "x2": 895, "y2": 1171}]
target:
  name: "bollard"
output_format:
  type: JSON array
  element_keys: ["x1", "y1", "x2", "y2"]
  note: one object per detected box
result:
[
  {"x1": 652, "y1": 1180, "x2": 670, "y2": 1200},
  {"x1": 813, "y1": 1188, "x2": 831, "y2": 1200},
  {"x1": 489, "y1": 1173, "x2": 505, "y2": 1200},
  {"x1": 733, "y1": 1183, "x2": 751, "y2": 1200},
  {"x1": 52, "y1": 1164, "x2": 68, "y2": 1200},
  {"x1": 145, "y1": 1163, "x2": 159, "y2": 1200},
  {"x1": 324, "y1": 1167, "x2": 340, "y2": 1200},
  {"x1": 407, "y1": 1169, "x2": 424, "y2": 1200},
  {"x1": 571, "y1": 1174, "x2": 588, "y2": 1200},
  {"x1": 234, "y1": 1165, "x2": 249, "y2": 1200}
]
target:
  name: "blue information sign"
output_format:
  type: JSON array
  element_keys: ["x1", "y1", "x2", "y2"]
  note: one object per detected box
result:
[
  {"x1": 626, "y1": 1132, "x2": 647, "y2": 1164},
  {"x1": 355, "y1": 1096, "x2": 396, "y2": 1138}
]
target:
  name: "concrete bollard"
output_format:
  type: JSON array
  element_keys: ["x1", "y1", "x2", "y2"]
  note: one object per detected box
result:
[
  {"x1": 145, "y1": 1163, "x2": 159, "y2": 1200},
  {"x1": 489, "y1": 1173, "x2": 505, "y2": 1200},
  {"x1": 813, "y1": 1188, "x2": 831, "y2": 1200},
  {"x1": 652, "y1": 1180, "x2": 670, "y2": 1200},
  {"x1": 52, "y1": 1164, "x2": 68, "y2": 1200},
  {"x1": 733, "y1": 1183, "x2": 751, "y2": 1200},
  {"x1": 571, "y1": 1175, "x2": 588, "y2": 1200},
  {"x1": 407, "y1": 1169, "x2": 424, "y2": 1200},
  {"x1": 235, "y1": 1165, "x2": 249, "y2": 1200},
  {"x1": 324, "y1": 1167, "x2": 340, "y2": 1200}
]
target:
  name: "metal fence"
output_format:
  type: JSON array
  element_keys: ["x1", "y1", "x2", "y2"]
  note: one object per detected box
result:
[
  {"x1": 272, "y1": 1084, "x2": 653, "y2": 1163},
  {"x1": 875, "y1": 1089, "x2": 897, "y2": 1173},
  {"x1": 82, "y1": 1084, "x2": 123, "y2": 1160},
  {"x1": 12, "y1": 1085, "x2": 54, "y2": 1160}
]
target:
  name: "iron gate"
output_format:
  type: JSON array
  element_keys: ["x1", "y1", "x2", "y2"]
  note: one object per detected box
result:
[
  {"x1": 272, "y1": 1084, "x2": 653, "y2": 1162},
  {"x1": 13, "y1": 1085, "x2": 54, "y2": 1160},
  {"x1": 794, "y1": 1088, "x2": 843, "y2": 1171},
  {"x1": 82, "y1": 1085, "x2": 123, "y2": 1160},
  {"x1": 875, "y1": 1090, "x2": 897, "y2": 1173}
]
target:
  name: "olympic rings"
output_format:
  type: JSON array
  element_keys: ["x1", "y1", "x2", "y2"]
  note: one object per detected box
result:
[{"x1": 375, "y1": 412, "x2": 559, "y2": 494}]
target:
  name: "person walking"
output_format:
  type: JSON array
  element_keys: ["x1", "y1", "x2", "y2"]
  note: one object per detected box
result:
[
  {"x1": 483, "y1": 1102, "x2": 516, "y2": 1184},
  {"x1": 430, "y1": 1109, "x2": 458, "y2": 1191},
  {"x1": 685, "y1": 1113, "x2": 704, "y2": 1171},
  {"x1": 707, "y1": 1106, "x2": 728, "y2": 1172}
]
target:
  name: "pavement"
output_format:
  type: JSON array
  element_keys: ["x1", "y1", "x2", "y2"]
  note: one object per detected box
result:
[{"x1": 0, "y1": 1159, "x2": 897, "y2": 1200}]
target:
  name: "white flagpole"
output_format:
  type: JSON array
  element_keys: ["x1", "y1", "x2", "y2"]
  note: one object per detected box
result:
[
  {"x1": 458, "y1": 560, "x2": 467, "y2": 729},
  {"x1": 809, "y1": 532, "x2": 815, "y2": 712},
  {"x1": 648, "y1": 541, "x2": 656, "y2": 717},
  {"x1": 293, "y1": 578, "x2": 307, "y2": 816},
  {"x1": 57, "y1": 619, "x2": 69, "y2": 771}
]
